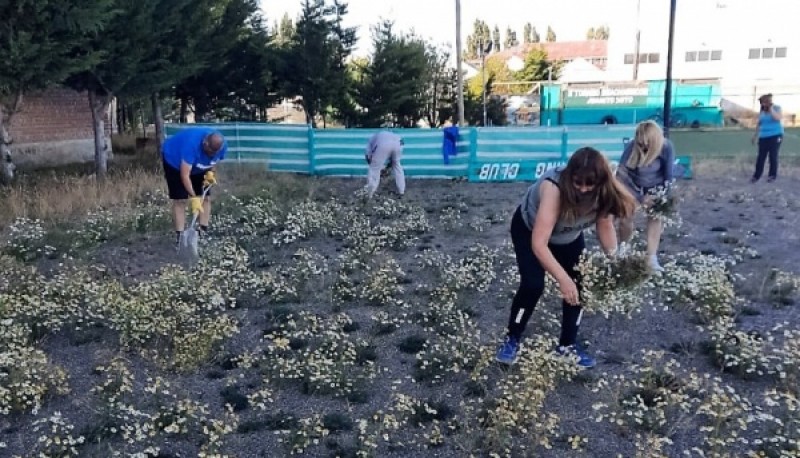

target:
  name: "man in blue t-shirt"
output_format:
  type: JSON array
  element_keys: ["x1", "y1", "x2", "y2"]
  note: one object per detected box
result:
[{"x1": 161, "y1": 127, "x2": 227, "y2": 247}]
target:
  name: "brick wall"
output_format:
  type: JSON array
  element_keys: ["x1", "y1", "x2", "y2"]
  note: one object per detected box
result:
[{"x1": 9, "y1": 87, "x2": 112, "y2": 144}]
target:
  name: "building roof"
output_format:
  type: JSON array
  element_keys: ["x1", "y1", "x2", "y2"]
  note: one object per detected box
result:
[
  {"x1": 558, "y1": 58, "x2": 607, "y2": 83},
  {"x1": 468, "y1": 40, "x2": 608, "y2": 65}
]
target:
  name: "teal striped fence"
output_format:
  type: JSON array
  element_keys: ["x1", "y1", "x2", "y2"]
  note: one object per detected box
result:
[
  {"x1": 164, "y1": 123, "x2": 691, "y2": 181},
  {"x1": 165, "y1": 123, "x2": 310, "y2": 173},
  {"x1": 312, "y1": 128, "x2": 471, "y2": 178}
]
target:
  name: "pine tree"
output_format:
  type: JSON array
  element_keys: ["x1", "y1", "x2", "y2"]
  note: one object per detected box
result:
[{"x1": 0, "y1": 0, "x2": 114, "y2": 183}]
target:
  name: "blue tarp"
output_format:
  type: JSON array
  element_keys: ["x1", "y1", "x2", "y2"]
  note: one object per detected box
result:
[{"x1": 442, "y1": 126, "x2": 459, "y2": 164}]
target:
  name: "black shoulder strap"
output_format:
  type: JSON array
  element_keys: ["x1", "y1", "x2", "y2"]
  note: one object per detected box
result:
[{"x1": 545, "y1": 174, "x2": 559, "y2": 187}]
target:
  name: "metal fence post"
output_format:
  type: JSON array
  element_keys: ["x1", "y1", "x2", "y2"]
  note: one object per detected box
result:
[
  {"x1": 235, "y1": 122, "x2": 240, "y2": 164},
  {"x1": 307, "y1": 125, "x2": 316, "y2": 175}
]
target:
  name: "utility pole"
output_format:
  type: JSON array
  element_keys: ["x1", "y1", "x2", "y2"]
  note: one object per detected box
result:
[
  {"x1": 480, "y1": 38, "x2": 493, "y2": 126},
  {"x1": 663, "y1": 0, "x2": 677, "y2": 138},
  {"x1": 633, "y1": 0, "x2": 642, "y2": 80},
  {"x1": 455, "y1": 0, "x2": 466, "y2": 126},
  {"x1": 547, "y1": 66, "x2": 553, "y2": 126}
]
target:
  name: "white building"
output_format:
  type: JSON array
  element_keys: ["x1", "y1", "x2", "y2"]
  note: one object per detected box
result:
[
  {"x1": 604, "y1": 0, "x2": 800, "y2": 114},
  {"x1": 560, "y1": 58, "x2": 609, "y2": 83}
]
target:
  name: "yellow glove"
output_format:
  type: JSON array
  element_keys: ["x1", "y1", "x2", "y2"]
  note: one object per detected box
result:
[
  {"x1": 203, "y1": 171, "x2": 217, "y2": 187},
  {"x1": 189, "y1": 196, "x2": 204, "y2": 215}
]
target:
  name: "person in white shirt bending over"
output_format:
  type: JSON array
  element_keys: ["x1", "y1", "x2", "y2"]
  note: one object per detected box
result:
[{"x1": 364, "y1": 130, "x2": 405, "y2": 198}]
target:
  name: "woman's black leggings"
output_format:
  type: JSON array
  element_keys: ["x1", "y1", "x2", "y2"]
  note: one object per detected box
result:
[{"x1": 506, "y1": 206, "x2": 585, "y2": 347}]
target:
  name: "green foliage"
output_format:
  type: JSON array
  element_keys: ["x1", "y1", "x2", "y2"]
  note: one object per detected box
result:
[
  {"x1": 175, "y1": 0, "x2": 278, "y2": 122},
  {"x1": 279, "y1": 0, "x2": 356, "y2": 127},
  {"x1": 503, "y1": 27, "x2": 518, "y2": 50},
  {"x1": 117, "y1": 0, "x2": 205, "y2": 100},
  {"x1": 462, "y1": 52, "x2": 512, "y2": 125},
  {"x1": 64, "y1": 0, "x2": 160, "y2": 99},
  {"x1": 466, "y1": 57, "x2": 512, "y2": 97},
  {"x1": 515, "y1": 48, "x2": 562, "y2": 82},
  {"x1": 0, "y1": 0, "x2": 114, "y2": 101},
  {"x1": 422, "y1": 45, "x2": 455, "y2": 127},
  {"x1": 464, "y1": 19, "x2": 491, "y2": 60},
  {"x1": 523, "y1": 23, "x2": 534, "y2": 44},
  {"x1": 587, "y1": 25, "x2": 610, "y2": 40},
  {"x1": 463, "y1": 78, "x2": 507, "y2": 126},
  {"x1": 546, "y1": 25, "x2": 556, "y2": 42},
  {"x1": 277, "y1": 12, "x2": 295, "y2": 44},
  {"x1": 354, "y1": 20, "x2": 430, "y2": 127}
]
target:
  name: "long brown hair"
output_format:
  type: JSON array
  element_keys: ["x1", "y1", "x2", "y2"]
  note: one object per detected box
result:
[{"x1": 557, "y1": 147, "x2": 637, "y2": 222}]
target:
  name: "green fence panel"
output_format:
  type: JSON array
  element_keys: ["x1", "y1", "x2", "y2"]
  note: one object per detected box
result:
[
  {"x1": 164, "y1": 123, "x2": 692, "y2": 181},
  {"x1": 312, "y1": 128, "x2": 470, "y2": 177},
  {"x1": 164, "y1": 122, "x2": 310, "y2": 173}
]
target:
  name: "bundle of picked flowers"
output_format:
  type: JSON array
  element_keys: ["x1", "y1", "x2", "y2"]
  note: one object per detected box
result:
[
  {"x1": 380, "y1": 162, "x2": 393, "y2": 178},
  {"x1": 644, "y1": 181, "x2": 681, "y2": 227},
  {"x1": 577, "y1": 248, "x2": 653, "y2": 318}
]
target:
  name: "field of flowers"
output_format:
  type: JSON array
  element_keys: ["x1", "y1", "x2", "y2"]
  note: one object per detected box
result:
[{"x1": 0, "y1": 163, "x2": 798, "y2": 457}]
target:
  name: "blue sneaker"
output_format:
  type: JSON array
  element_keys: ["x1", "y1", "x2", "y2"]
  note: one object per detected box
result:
[
  {"x1": 496, "y1": 335, "x2": 520, "y2": 365},
  {"x1": 557, "y1": 344, "x2": 596, "y2": 369}
]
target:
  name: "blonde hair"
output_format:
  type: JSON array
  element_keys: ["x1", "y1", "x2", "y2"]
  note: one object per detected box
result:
[{"x1": 626, "y1": 120, "x2": 665, "y2": 169}]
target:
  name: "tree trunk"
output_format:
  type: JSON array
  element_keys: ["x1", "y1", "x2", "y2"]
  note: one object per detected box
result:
[
  {"x1": 0, "y1": 91, "x2": 23, "y2": 185},
  {"x1": 126, "y1": 104, "x2": 135, "y2": 134},
  {"x1": 179, "y1": 97, "x2": 188, "y2": 123},
  {"x1": 431, "y1": 78, "x2": 440, "y2": 127},
  {"x1": 455, "y1": 0, "x2": 466, "y2": 126},
  {"x1": 117, "y1": 102, "x2": 125, "y2": 134},
  {"x1": 140, "y1": 106, "x2": 147, "y2": 138},
  {"x1": 1, "y1": 113, "x2": 16, "y2": 185},
  {"x1": 88, "y1": 90, "x2": 111, "y2": 181},
  {"x1": 304, "y1": 105, "x2": 316, "y2": 128},
  {"x1": 151, "y1": 91, "x2": 164, "y2": 152}
]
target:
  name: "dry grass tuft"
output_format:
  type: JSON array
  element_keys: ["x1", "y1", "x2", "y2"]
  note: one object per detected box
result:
[
  {"x1": 0, "y1": 156, "x2": 319, "y2": 230},
  {"x1": 0, "y1": 166, "x2": 163, "y2": 228}
]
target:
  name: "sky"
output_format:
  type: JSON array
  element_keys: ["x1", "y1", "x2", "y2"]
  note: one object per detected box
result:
[{"x1": 260, "y1": 0, "x2": 629, "y2": 57}]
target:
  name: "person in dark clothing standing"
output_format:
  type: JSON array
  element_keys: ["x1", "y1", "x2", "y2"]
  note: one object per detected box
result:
[
  {"x1": 751, "y1": 93, "x2": 784, "y2": 183},
  {"x1": 496, "y1": 147, "x2": 637, "y2": 368}
]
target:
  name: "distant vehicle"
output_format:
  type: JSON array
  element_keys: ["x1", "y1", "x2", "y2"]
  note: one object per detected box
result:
[{"x1": 539, "y1": 78, "x2": 724, "y2": 127}]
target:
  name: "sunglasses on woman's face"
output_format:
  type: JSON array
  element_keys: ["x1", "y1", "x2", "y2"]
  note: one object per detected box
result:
[
  {"x1": 573, "y1": 179, "x2": 597, "y2": 188},
  {"x1": 637, "y1": 141, "x2": 649, "y2": 153}
]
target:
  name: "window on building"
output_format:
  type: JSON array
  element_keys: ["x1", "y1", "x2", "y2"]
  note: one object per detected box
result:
[
  {"x1": 762, "y1": 47, "x2": 774, "y2": 58},
  {"x1": 710, "y1": 50, "x2": 722, "y2": 60},
  {"x1": 748, "y1": 48, "x2": 760, "y2": 59},
  {"x1": 685, "y1": 51, "x2": 697, "y2": 62},
  {"x1": 647, "y1": 53, "x2": 660, "y2": 63},
  {"x1": 624, "y1": 53, "x2": 634, "y2": 64},
  {"x1": 775, "y1": 47, "x2": 787, "y2": 58},
  {"x1": 698, "y1": 50, "x2": 710, "y2": 61}
]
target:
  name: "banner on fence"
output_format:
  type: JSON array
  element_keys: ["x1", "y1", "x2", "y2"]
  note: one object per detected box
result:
[{"x1": 164, "y1": 123, "x2": 692, "y2": 182}]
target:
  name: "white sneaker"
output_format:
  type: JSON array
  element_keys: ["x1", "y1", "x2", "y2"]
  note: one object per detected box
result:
[{"x1": 649, "y1": 255, "x2": 664, "y2": 272}]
